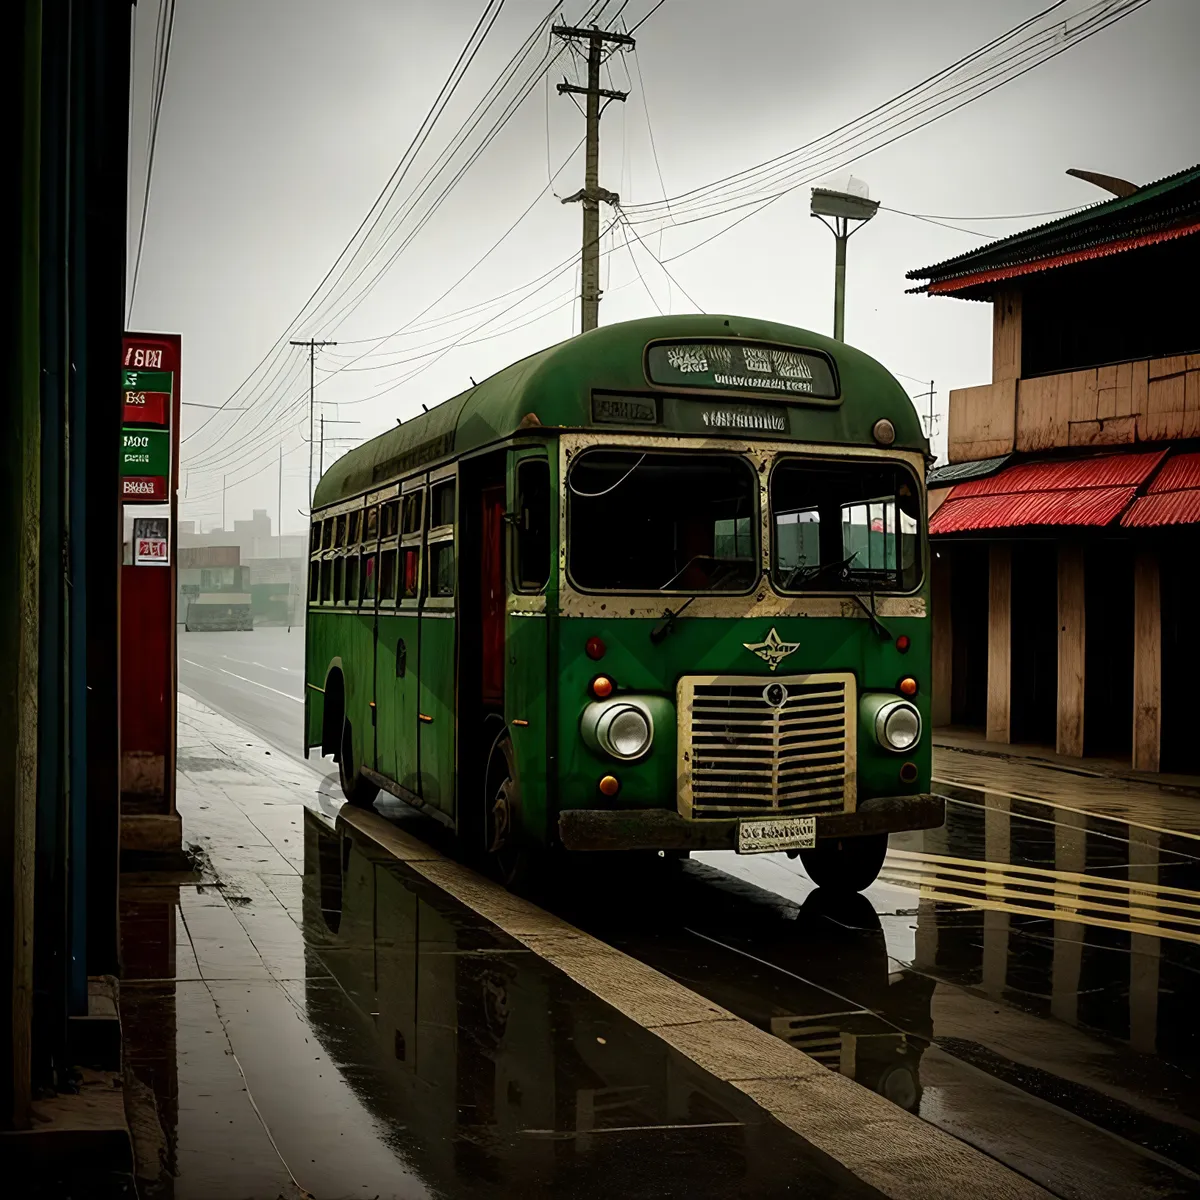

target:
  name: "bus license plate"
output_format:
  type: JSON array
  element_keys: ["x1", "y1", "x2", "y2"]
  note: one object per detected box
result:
[{"x1": 737, "y1": 816, "x2": 816, "y2": 854}]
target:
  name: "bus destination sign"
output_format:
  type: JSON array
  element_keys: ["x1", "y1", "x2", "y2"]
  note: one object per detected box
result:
[{"x1": 646, "y1": 340, "x2": 837, "y2": 400}]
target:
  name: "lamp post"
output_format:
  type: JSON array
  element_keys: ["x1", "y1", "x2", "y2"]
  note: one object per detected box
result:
[{"x1": 811, "y1": 187, "x2": 879, "y2": 342}]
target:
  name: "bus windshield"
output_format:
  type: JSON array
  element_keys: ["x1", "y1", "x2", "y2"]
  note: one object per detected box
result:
[
  {"x1": 568, "y1": 450, "x2": 758, "y2": 593},
  {"x1": 772, "y1": 458, "x2": 921, "y2": 593}
]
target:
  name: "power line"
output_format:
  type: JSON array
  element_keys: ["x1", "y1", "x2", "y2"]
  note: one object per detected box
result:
[
  {"x1": 182, "y1": 0, "x2": 513, "y2": 448},
  {"x1": 127, "y1": 0, "x2": 175, "y2": 324},
  {"x1": 628, "y1": 0, "x2": 667, "y2": 35}
]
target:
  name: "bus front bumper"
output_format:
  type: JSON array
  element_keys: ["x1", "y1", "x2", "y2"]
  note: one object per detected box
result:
[{"x1": 557, "y1": 793, "x2": 944, "y2": 853}]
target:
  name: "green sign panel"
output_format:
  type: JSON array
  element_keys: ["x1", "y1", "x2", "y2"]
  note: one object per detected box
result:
[
  {"x1": 646, "y1": 340, "x2": 838, "y2": 400},
  {"x1": 120, "y1": 427, "x2": 171, "y2": 477},
  {"x1": 122, "y1": 369, "x2": 174, "y2": 393}
]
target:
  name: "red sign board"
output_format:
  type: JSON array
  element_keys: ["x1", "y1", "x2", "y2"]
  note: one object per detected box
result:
[
  {"x1": 122, "y1": 475, "x2": 168, "y2": 501},
  {"x1": 123, "y1": 389, "x2": 170, "y2": 426}
]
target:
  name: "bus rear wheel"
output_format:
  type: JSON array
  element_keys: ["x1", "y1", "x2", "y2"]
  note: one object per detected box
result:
[
  {"x1": 484, "y1": 734, "x2": 531, "y2": 890},
  {"x1": 798, "y1": 834, "x2": 888, "y2": 893},
  {"x1": 338, "y1": 716, "x2": 378, "y2": 809}
]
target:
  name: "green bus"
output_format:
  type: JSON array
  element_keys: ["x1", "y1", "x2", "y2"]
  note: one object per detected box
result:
[{"x1": 305, "y1": 315, "x2": 943, "y2": 890}]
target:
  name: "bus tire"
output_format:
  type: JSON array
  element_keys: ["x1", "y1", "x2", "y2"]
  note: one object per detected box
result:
[
  {"x1": 338, "y1": 716, "x2": 378, "y2": 809},
  {"x1": 484, "y1": 733, "x2": 531, "y2": 891},
  {"x1": 798, "y1": 833, "x2": 887, "y2": 893}
]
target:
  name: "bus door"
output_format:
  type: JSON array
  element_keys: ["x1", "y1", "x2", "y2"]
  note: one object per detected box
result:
[
  {"x1": 504, "y1": 448, "x2": 552, "y2": 808},
  {"x1": 417, "y1": 469, "x2": 457, "y2": 814},
  {"x1": 480, "y1": 484, "x2": 506, "y2": 707}
]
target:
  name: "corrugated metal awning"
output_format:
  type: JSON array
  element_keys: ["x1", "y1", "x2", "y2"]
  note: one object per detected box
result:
[
  {"x1": 930, "y1": 449, "x2": 1169, "y2": 535},
  {"x1": 1121, "y1": 451, "x2": 1200, "y2": 528}
]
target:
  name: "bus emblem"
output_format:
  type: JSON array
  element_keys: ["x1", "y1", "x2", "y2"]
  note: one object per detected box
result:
[{"x1": 743, "y1": 628, "x2": 800, "y2": 672}]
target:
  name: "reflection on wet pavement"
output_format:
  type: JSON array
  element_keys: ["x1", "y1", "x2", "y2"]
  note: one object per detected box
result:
[
  {"x1": 571, "y1": 777, "x2": 1200, "y2": 1199},
  {"x1": 119, "y1": 749, "x2": 876, "y2": 1199}
]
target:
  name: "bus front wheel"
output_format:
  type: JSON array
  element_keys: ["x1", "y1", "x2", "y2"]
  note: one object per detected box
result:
[
  {"x1": 484, "y1": 734, "x2": 531, "y2": 890},
  {"x1": 798, "y1": 834, "x2": 888, "y2": 893},
  {"x1": 338, "y1": 717, "x2": 378, "y2": 809}
]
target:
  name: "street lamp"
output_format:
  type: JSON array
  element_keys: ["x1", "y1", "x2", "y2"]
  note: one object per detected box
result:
[{"x1": 811, "y1": 186, "x2": 880, "y2": 342}]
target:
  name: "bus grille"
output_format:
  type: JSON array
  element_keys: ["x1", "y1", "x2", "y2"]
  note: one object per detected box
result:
[{"x1": 677, "y1": 673, "x2": 856, "y2": 818}]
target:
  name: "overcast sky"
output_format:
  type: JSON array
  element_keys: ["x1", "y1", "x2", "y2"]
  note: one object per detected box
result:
[{"x1": 126, "y1": 0, "x2": 1199, "y2": 534}]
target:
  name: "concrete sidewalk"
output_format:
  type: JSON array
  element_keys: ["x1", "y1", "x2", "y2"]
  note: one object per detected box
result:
[
  {"x1": 111, "y1": 696, "x2": 1054, "y2": 1200},
  {"x1": 934, "y1": 731, "x2": 1200, "y2": 839}
]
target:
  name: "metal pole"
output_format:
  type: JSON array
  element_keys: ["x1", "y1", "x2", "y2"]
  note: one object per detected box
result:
[
  {"x1": 833, "y1": 220, "x2": 848, "y2": 342},
  {"x1": 320, "y1": 414, "x2": 324, "y2": 479}
]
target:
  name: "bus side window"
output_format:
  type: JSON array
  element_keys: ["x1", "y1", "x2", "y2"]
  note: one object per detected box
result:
[
  {"x1": 382, "y1": 500, "x2": 400, "y2": 539},
  {"x1": 333, "y1": 557, "x2": 345, "y2": 602},
  {"x1": 320, "y1": 559, "x2": 333, "y2": 602},
  {"x1": 428, "y1": 541, "x2": 455, "y2": 597},
  {"x1": 365, "y1": 505, "x2": 379, "y2": 541},
  {"x1": 430, "y1": 480, "x2": 455, "y2": 530},
  {"x1": 322, "y1": 519, "x2": 334, "y2": 550},
  {"x1": 309, "y1": 561, "x2": 319, "y2": 600},
  {"x1": 401, "y1": 491, "x2": 423, "y2": 535},
  {"x1": 515, "y1": 459, "x2": 550, "y2": 592},
  {"x1": 310, "y1": 524, "x2": 321, "y2": 553},
  {"x1": 362, "y1": 554, "x2": 377, "y2": 602},
  {"x1": 346, "y1": 554, "x2": 360, "y2": 605},
  {"x1": 348, "y1": 510, "x2": 361, "y2": 546},
  {"x1": 334, "y1": 515, "x2": 347, "y2": 548}
]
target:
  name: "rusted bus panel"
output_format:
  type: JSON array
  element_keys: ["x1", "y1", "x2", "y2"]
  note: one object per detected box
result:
[{"x1": 947, "y1": 379, "x2": 1017, "y2": 463}]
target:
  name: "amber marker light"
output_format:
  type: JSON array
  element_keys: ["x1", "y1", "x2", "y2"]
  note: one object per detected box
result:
[
  {"x1": 591, "y1": 675, "x2": 614, "y2": 699},
  {"x1": 899, "y1": 762, "x2": 919, "y2": 783},
  {"x1": 586, "y1": 636, "x2": 606, "y2": 661},
  {"x1": 598, "y1": 775, "x2": 620, "y2": 797},
  {"x1": 898, "y1": 677, "x2": 918, "y2": 697},
  {"x1": 896, "y1": 635, "x2": 911, "y2": 653}
]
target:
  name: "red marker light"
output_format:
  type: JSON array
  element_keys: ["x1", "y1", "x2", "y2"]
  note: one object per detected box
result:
[
  {"x1": 898, "y1": 677, "x2": 918, "y2": 697},
  {"x1": 899, "y1": 762, "x2": 918, "y2": 783},
  {"x1": 586, "y1": 636, "x2": 606, "y2": 661},
  {"x1": 591, "y1": 675, "x2": 614, "y2": 699},
  {"x1": 598, "y1": 775, "x2": 620, "y2": 797},
  {"x1": 896, "y1": 635, "x2": 911, "y2": 653}
]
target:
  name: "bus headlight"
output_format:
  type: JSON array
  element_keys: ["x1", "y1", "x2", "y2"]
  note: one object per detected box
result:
[
  {"x1": 875, "y1": 700, "x2": 921, "y2": 753},
  {"x1": 581, "y1": 699, "x2": 655, "y2": 761}
]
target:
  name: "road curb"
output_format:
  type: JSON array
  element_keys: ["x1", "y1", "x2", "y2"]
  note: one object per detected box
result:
[{"x1": 339, "y1": 804, "x2": 1051, "y2": 1200}]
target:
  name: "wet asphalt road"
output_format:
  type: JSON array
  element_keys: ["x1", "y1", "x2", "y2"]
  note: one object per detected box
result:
[{"x1": 176, "y1": 628, "x2": 1200, "y2": 1198}]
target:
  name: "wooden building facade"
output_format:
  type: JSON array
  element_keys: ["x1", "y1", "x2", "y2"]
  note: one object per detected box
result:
[{"x1": 909, "y1": 165, "x2": 1200, "y2": 773}]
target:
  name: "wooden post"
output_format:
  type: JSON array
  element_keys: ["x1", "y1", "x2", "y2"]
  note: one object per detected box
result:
[
  {"x1": 992, "y1": 286, "x2": 1023, "y2": 384},
  {"x1": 1056, "y1": 544, "x2": 1086, "y2": 757},
  {"x1": 931, "y1": 549, "x2": 952, "y2": 727},
  {"x1": 987, "y1": 544, "x2": 1012, "y2": 743},
  {"x1": 1132, "y1": 551, "x2": 1161, "y2": 771}
]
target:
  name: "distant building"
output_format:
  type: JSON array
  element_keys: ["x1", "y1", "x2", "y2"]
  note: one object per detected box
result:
[{"x1": 908, "y1": 164, "x2": 1200, "y2": 772}]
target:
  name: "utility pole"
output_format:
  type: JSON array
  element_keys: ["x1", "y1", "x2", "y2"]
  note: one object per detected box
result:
[
  {"x1": 320, "y1": 414, "x2": 324, "y2": 480},
  {"x1": 914, "y1": 380, "x2": 939, "y2": 443},
  {"x1": 553, "y1": 23, "x2": 633, "y2": 333},
  {"x1": 289, "y1": 338, "x2": 337, "y2": 511}
]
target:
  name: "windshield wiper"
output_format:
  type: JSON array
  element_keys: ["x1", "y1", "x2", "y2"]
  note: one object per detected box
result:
[
  {"x1": 650, "y1": 595, "x2": 697, "y2": 645},
  {"x1": 852, "y1": 585, "x2": 892, "y2": 641},
  {"x1": 657, "y1": 554, "x2": 754, "y2": 592}
]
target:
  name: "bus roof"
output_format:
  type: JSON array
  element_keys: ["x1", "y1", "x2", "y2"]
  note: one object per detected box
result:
[{"x1": 313, "y1": 314, "x2": 925, "y2": 508}]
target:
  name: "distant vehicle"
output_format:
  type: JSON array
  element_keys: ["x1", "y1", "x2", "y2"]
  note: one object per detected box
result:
[
  {"x1": 304, "y1": 315, "x2": 942, "y2": 890},
  {"x1": 186, "y1": 592, "x2": 253, "y2": 632}
]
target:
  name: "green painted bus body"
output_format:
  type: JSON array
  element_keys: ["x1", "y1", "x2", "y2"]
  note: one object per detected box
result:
[{"x1": 305, "y1": 314, "x2": 932, "y2": 852}]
